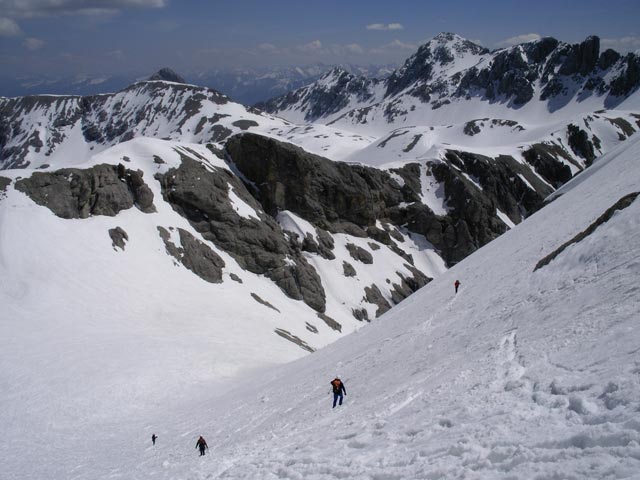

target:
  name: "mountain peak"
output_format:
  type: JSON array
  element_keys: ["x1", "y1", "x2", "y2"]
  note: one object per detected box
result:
[
  {"x1": 432, "y1": 32, "x2": 462, "y2": 43},
  {"x1": 148, "y1": 68, "x2": 186, "y2": 84},
  {"x1": 427, "y1": 32, "x2": 489, "y2": 56},
  {"x1": 324, "y1": 66, "x2": 349, "y2": 77}
]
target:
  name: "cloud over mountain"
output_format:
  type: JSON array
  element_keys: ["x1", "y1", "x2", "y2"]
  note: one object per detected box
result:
[
  {"x1": 496, "y1": 33, "x2": 542, "y2": 47},
  {"x1": 366, "y1": 23, "x2": 404, "y2": 31}
]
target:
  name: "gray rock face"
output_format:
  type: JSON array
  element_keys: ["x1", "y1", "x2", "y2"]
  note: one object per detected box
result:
[
  {"x1": 352, "y1": 308, "x2": 369, "y2": 322},
  {"x1": 260, "y1": 33, "x2": 640, "y2": 122},
  {"x1": 346, "y1": 243, "x2": 374, "y2": 264},
  {"x1": 610, "y1": 55, "x2": 640, "y2": 97},
  {"x1": 0, "y1": 176, "x2": 10, "y2": 198},
  {"x1": 274, "y1": 328, "x2": 315, "y2": 353},
  {"x1": 390, "y1": 265, "x2": 431, "y2": 304},
  {"x1": 386, "y1": 32, "x2": 490, "y2": 99},
  {"x1": 157, "y1": 226, "x2": 225, "y2": 283},
  {"x1": 225, "y1": 133, "x2": 405, "y2": 232},
  {"x1": 384, "y1": 149, "x2": 555, "y2": 265},
  {"x1": 251, "y1": 293, "x2": 280, "y2": 312},
  {"x1": 364, "y1": 284, "x2": 392, "y2": 317},
  {"x1": 522, "y1": 144, "x2": 574, "y2": 188},
  {"x1": 15, "y1": 163, "x2": 155, "y2": 219},
  {"x1": 178, "y1": 229, "x2": 225, "y2": 283},
  {"x1": 317, "y1": 312, "x2": 342, "y2": 332},
  {"x1": 300, "y1": 230, "x2": 335, "y2": 260},
  {"x1": 148, "y1": 68, "x2": 186, "y2": 84},
  {"x1": 567, "y1": 124, "x2": 597, "y2": 165},
  {"x1": 256, "y1": 67, "x2": 378, "y2": 123},
  {"x1": 155, "y1": 154, "x2": 326, "y2": 311},
  {"x1": 109, "y1": 227, "x2": 128, "y2": 251},
  {"x1": 232, "y1": 120, "x2": 259, "y2": 130},
  {"x1": 0, "y1": 81, "x2": 231, "y2": 170},
  {"x1": 535, "y1": 192, "x2": 639, "y2": 271},
  {"x1": 342, "y1": 261, "x2": 357, "y2": 277},
  {"x1": 227, "y1": 133, "x2": 556, "y2": 267}
]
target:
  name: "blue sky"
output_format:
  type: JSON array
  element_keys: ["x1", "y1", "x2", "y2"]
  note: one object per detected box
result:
[{"x1": 1, "y1": 0, "x2": 639, "y2": 76}]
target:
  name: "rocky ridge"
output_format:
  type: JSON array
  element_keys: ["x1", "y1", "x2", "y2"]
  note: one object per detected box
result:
[
  {"x1": 259, "y1": 33, "x2": 640, "y2": 125},
  {"x1": 2, "y1": 34, "x2": 639, "y2": 352}
]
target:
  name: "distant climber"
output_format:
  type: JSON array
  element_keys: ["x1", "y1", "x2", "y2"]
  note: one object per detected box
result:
[
  {"x1": 454, "y1": 279, "x2": 461, "y2": 294},
  {"x1": 195, "y1": 436, "x2": 208, "y2": 456},
  {"x1": 331, "y1": 377, "x2": 347, "y2": 408},
  {"x1": 151, "y1": 434, "x2": 157, "y2": 445}
]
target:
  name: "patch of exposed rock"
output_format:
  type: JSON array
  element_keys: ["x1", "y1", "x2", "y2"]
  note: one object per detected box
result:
[
  {"x1": 364, "y1": 284, "x2": 392, "y2": 317},
  {"x1": 155, "y1": 154, "x2": 326, "y2": 311},
  {"x1": 158, "y1": 226, "x2": 225, "y2": 283},
  {"x1": 342, "y1": 261, "x2": 357, "y2": 277},
  {"x1": 225, "y1": 133, "x2": 405, "y2": 233},
  {"x1": 346, "y1": 243, "x2": 374, "y2": 264},
  {"x1": 227, "y1": 133, "x2": 553, "y2": 267},
  {"x1": 274, "y1": 328, "x2": 315, "y2": 352},
  {"x1": 522, "y1": 144, "x2": 574, "y2": 188},
  {"x1": 388, "y1": 150, "x2": 552, "y2": 264},
  {"x1": 251, "y1": 293, "x2": 281, "y2": 312},
  {"x1": 109, "y1": 227, "x2": 128, "y2": 251},
  {"x1": 148, "y1": 68, "x2": 186, "y2": 84},
  {"x1": 535, "y1": 192, "x2": 639, "y2": 271},
  {"x1": 15, "y1": 163, "x2": 155, "y2": 218},
  {"x1": 317, "y1": 312, "x2": 342, "y2": 332},
  {"x1": 0, "y1": 176, "x2": 10, "y2": 199}
]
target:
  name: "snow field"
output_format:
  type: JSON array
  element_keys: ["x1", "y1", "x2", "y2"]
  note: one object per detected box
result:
[
  {"x1": 188, "y1": 134, "x2": 640, "y2": 479},
  {"x1": 4, "y1": 128, "x2": 635, "y2": 479}
]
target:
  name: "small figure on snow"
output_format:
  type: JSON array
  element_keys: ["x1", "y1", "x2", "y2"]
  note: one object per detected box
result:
[
  {"x1": 151, "y1": 434, "x2": 157, "y2": 445},
  {"x1": 454, "y1": 279, "x2": 461, "y2": 294},
  {"x1": 195, "y1": 436, "x2": 208, "y2": 456},
  {"x1": 331, "y1": 377, "x2": 347, "y2": 408}
]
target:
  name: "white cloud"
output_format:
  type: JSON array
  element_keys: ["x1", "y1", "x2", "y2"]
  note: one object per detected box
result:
[
  {"x1": 602, "y1": 36, "x2": 640, "y2": 53},
  {"x1": 258, "y1": 43, "x2": 279, "y2": 53},
  {"x1": 24, "y1": 37, "x2": 44, "y2": 50},
  {"x1": 0, "y1": 16, "x2": 21, "y2": 36},
  {"x1": 291, "y1": 40, "x2": 366, "y2": 58},
  {"x1": 371, "y1": 39, "x2": 417, "y2": 54},
  {"x1": 366, "y1": 23, "x2": 404, "y2": 31},
  {"x1": 106, "y1": 49, "x2": 125, "y2": 60},
  {"x1": 496, "y1": 33, "x2": 541, "y2": 48},
  {"x1": 344, "y1": 43, "x2": 364, "y2": 54},
  {"x1": 0, "y1": 0, "x2": 166, "y2": 18},
  {"x1": 297, "y1": 40, "x2": 323, "y2": 52}
]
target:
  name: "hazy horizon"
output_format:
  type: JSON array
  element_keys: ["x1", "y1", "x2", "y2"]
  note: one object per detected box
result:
[{"x1": 1, "y1": 0, "x2": 639, "y2": 79}]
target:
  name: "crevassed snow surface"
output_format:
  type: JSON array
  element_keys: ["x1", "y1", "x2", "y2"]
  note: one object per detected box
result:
[{"x1": 2, "y1": 134, "x2": 639, "y2": 478}]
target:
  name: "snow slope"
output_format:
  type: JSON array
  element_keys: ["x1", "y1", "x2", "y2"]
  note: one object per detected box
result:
[
  {"x1": 2, "y1": 120, "x2": 639, "y2": 478},
  {"x1": 0, "y1": 133, "x2": 450, "y2": 478}
]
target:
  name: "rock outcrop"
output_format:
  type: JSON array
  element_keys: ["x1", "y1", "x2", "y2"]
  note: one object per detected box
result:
[
  {"x1": 148, "y1": 68, "x2": 186, "y2": 84},
  {"x1": 225, "y1": 133, "x2": 556, "y2": 266},
  {"x1": 260, "y1": 33, "x2": 640, "y2": 123},
  {"x1": 155, "y1": 154, "x2": 326, "y2": 312},
  {"x1": 158, "y1": 226, "x2": 226, "y2": 284},
  {"x1": 226, "y1": 133, "x2": 405, "y2": 232},
  {"x1": 14, "y1": 163, "x2": 155, "y2": 219}
]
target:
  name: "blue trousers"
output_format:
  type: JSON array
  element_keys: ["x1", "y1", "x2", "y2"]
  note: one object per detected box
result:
[{"x1": 333, "y1": 392, "x2": 343, "y2": 408}]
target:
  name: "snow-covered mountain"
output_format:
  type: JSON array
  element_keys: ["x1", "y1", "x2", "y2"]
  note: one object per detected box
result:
[
  {"x1": 1, "y1": 30, "x2": 640, "y2": 478},
  {"x1": 0, "y1": 79, "x2": 373, "y2": 170},
  {"x1": 2, "y1": 105, "x2": 639, "y2": 479},
  {"x1": 0, "y1": 64, "x2": 396, "y2": 106},
  {"x1": 259, "y1": 33, "x2": 640, "y2": 131}
]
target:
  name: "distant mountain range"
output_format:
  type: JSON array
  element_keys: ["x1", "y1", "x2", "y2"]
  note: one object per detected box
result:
[
  {"x1": 1, "y1": 32, "x2": 639, "y2": 403},
  {"x1": 0, "y1": 63, "x2": 396, "y2": 105},
  {"x1": 257, "y1": 33, "x2": 640, "y2": 131}
]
